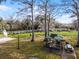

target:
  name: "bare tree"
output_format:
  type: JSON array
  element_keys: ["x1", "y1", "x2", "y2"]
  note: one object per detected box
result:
[
  {"x1": 31, "y1": 0, "x2": 34, "y2": 42},
  {"x1": 61, "y1": 0, "x2": 79, "y2": 46},
  {"x1": 7, "y1": 20, "x2": 14, "y2": 31},
  {"x1": 39, "y1": 0, "x2": 50, "y2": 39},
  {"x1": 0, "y1": 0, "x2": 6, "y2": 3},
  {"x1": 13, "y1": 0, "x2": 35, "y2": 42},
  {"x1": 0, "y1": 0, "x2": 6, "y2": 30},
  {"x1": 72, "y1": 0, "x2": 79, "y2": 46},
  {"x1": 39, "y1": 0, "x2": 56, "y2": 38},
  {"x1": 47, "y1": 5, "x2": 55, "y2": 36},
  {"x1": 48, "y1": 13, "x2": 50, "y2": 36},
  {"x1": 72, "y1": 20, "x2": 78, "y2": 30},
  {"x1": 21, "y1": 18, "x2": 32, "y2": 30},
  {"x1": 0, "y1": 17, "x2": 3, "y2": 30}
]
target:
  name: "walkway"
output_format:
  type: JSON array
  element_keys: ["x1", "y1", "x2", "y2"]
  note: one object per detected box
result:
[
  {"x1": 0, "y1": 37, "x2": 16, "y2": 44},
  {"x1": 61, "y1": 49, "x2": 77, "y2": 59}
]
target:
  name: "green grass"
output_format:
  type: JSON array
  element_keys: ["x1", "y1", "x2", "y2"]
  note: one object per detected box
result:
[
  {"x1": 0, "y1": 32, "x2": 45, "y2": 38},
  {"x1": 0, "y1": 31, "x2": 78, "y2": 59},
  {"x1": 8, "y1": 33, "x2": 32, "y2": 38},
  {"x1": 0, "y1": 37, "x2": 78, "y2": 59},
  {"x1": 0, "y1": 40, "x2": 60, "y2": 59},
  {"x1": 0, "y1": 31, "x2": 78, "y2": 45},
  {"x1": 51, "y1": 31, "x2": 77, "y2": 45},
  {"x1": 0, "y1": 31, "x2": 77, "y2": 37},
  {"x1": 0, "y1": 34, "x2": 3, "y2": 37}
]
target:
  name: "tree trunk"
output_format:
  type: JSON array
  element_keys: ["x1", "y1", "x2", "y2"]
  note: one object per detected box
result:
[
  {"x1": 76, "y1": 16, "x2": 79, "y2": 46},
  {"x1": 48, "y1": 14, "x2": 50, "y2": 36},
  {"x1": 44, "y1": 0, "x2": 47, "y2": 39},
  {"x1": 31, "y1": 0, "x2": 34, "y2": 42},
  {"x1": 9, "y1": 24, "x2": 12, "y2": 31}
]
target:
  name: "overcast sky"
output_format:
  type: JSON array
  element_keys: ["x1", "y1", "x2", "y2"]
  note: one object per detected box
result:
[{"x1": 0, "y1": 0, "x2": 75, "y2": 24}]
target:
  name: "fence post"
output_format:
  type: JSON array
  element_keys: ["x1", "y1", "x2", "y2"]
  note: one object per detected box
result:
[{"x1": 17, "y1": 34, "x2": 20, "y2": 49}]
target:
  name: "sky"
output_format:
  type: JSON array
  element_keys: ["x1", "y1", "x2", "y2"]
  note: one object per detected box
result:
[{"x1": 0, "y1": 0, "x2": 75, "y2": 24}]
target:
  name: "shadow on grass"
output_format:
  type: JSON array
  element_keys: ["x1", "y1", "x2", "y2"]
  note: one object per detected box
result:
[{"x1": 0, "y1": 40, "x2": 61, "y2": 59}]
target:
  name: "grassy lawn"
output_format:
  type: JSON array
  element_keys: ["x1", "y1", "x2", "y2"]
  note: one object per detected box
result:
[
  {"x1": 0, "y1": 40, "x2": 60, "y2": 59},
  {"x1": 51, "y1": 31, "x2": 77, "y2": 45},
  {"x1": 0, "y1": 34, "x2": 3, "y2": 37},
  {"x1": 7, "y1": 31, "x2": 77, "y2": 45},
  {"x1": 0, "y1": 31, "x2": 79, "y2": 59},
  {"x1": 0, "y1": 32, "x2": 45, "y2": 38}
]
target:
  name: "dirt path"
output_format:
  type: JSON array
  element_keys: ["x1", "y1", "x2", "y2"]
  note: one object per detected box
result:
[
  {"x1": 61, "y1": 49, "x2": 77, "y2": 59},
  {"x1": 61, "y1": 50, "x2": 67, "y2": 59},
  {"x1": 0, "y1": 37, "x2": 16, "y2": 44}
]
